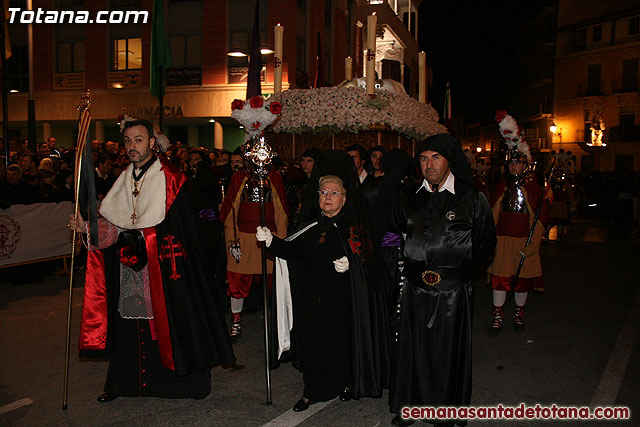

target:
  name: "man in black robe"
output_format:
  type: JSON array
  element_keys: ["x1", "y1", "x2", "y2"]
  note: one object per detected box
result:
[
  {"x1": 388, "y1": 134, "x2": 496, "y2": 426},
  {"x1": 70, "y1": 120, "x2": 235, "y2": 402}
]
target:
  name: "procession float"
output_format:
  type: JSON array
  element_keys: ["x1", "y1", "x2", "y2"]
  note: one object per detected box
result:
[{"x1": 261, "y1": 81, "x2": 447, "y2": 162}]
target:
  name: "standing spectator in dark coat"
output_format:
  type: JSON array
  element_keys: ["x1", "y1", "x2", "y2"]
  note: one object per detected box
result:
[
  {"x1": 94, "y1": 153, "x2": 115, "y2": 200},
  {"x1": 20, "y1": 153, "x2": 40, "y2": 186},
  {"x1": 1, "y1": 165, "x2": 39, "y2": 206}
]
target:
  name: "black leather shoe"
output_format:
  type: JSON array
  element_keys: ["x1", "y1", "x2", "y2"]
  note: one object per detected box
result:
[
  {"x1": 97, "y1": 392, "x2": 118, "y2": 402},
  {"x1": 339, "y1": 387, "x2": 352, "y2": 402},
  {"x1": 391, "y1": 414, "x2": 415, "y2": 426},
  {"x1": 293, "y1": 398, "x2": 312, "y2": 412}
]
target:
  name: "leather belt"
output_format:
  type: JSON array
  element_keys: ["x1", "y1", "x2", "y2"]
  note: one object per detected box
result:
[{"x1": 404, "y1": 262, "x2": 469, "y2": 291}]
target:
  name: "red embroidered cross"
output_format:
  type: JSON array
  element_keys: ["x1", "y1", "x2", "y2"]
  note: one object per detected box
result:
[
  {"x1": 348, "y1": 226, "x2": 362, "y2": 255},
  {"x1": 158, "y1": 235, "x2": 187, "y2": 281},
  {"x1": 274, "y1": 57, "x2": 282, "y2": 68}
]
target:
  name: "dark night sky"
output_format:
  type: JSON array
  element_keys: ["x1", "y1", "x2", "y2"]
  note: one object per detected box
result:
[{"x1": 418, "y1": 1, "x2": 551, "y2": 125}]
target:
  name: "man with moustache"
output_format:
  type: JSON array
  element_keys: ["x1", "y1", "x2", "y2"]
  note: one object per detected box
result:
[
  {"x1": 388, "y1": 134, "x2": 496, "y2": 426},
  {"x1": 229, "y1": 148, "x2": 244, "y2": 172},
  {"x1": 69, "y1": 119, "x2": 235, "y2": 401}
]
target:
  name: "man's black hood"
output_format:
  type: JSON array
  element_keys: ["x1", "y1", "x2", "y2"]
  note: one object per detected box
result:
[{"x1": 416, "y1": 133, "x2": 474, "y2": 193}]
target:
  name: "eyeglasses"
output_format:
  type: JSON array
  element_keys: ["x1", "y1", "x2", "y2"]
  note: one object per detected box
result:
[{"x1": 318, "y1": 190, "x2": 345, "y2": 198}]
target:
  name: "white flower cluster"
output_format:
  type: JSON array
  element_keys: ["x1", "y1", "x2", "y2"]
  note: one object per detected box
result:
[
  {"x1": 118, "y1": 114, "x2": 137, "y2": 132},
  {"x1": 231, "y1": 97, "x2": 281, "y2": 141},
  {"x1": 270, "y1": 87, "x2": 447, "y2": 140},
  {"x1": 497, "y1": 112, "x2": 530, "y2": 161}
]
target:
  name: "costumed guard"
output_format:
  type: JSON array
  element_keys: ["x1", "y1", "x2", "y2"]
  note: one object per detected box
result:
[
  {"x1": 220, "y1": 97, "x2": 289, "y2": 340},
  {"x1": 70, "y1": 119, "x2": 235, "y2": 401},
  {"x1": 547, "y1": 167, "x2": 575, "y2": 240},
  {"x1": 264, "y1": 151, "x2": 391, "y2": 411},
  {"x1": 388, "y1": 134, "x2": 496, "y2": 426},
  {"x1": 488, "y1": 111, "x2": 549, "y2": 333}
]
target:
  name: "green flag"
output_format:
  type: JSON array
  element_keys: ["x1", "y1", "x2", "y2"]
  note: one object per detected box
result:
[{"x1": 150, "y1": 0, "x2": 172, "y2": 101}]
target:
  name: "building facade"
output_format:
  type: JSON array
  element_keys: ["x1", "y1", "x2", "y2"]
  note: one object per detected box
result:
[
  {"x1": 516, "y1": 4, "x2": 557, "y2": 155},
  {"x1": 554, "y1": 0, "x2": 640, "y2": 172},
  {"x1": 3, "y1": 0, "x2": 423, "y2": 151}
]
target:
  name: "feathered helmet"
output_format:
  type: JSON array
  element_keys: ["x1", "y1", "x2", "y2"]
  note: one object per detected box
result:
[{"x1": 495, "y1": 110, "x2": 530, "y2": 165}]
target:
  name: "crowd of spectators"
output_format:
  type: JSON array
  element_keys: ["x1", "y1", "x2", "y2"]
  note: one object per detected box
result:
[
  {"x1": 0, "y1": 136, "x2": 237, "y2": 209},
  {"x1": 2, "y1": 134, "x2": 639, "y2": 290},
  {"x1": 2, "y1": 136, "x2": 639, "y2": 232}
]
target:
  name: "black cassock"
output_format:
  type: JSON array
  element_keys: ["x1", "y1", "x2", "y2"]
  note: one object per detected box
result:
[
  {"x1": 388, "y1": 185, "x2": 495, "y2": 412},
  {"x1": 269, "y1": 212, "x2": 386, "y2": 401}
]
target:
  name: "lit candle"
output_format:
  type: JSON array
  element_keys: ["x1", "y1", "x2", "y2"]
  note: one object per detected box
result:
[
  {"x1": 366, "y1": 14, "x2": 377, "y2": 96},
  {"x1": 274, "y1": 24, "x2": 284, "y2": 94},
  {"x1": 345, "y1": 57, "x2": 352, "y2": 81},
  {"x1": 418, "y1": 51, "x2": 426, "y2": 103}
]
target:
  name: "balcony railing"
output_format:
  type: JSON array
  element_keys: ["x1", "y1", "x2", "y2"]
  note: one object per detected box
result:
[
  {"x1": 609, "y1": 126, "x2": 640, "y2": 142},
  {"x1": 612, "y1": 79, "x2": 639, "y2": 94},
  {"x1": 577, "y1": 84, "x2": 604, "y2": 97}
]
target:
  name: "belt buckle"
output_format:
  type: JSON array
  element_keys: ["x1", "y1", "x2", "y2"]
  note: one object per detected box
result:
[{"x1": 422, "y1": 270, "x2": 441, "y2": 286}]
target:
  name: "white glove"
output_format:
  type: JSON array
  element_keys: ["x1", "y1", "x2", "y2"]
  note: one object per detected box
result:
[
  {"x1": 333, "y1": 256, "x2": 349, "y2": 273},
  {"x1": 256, "y1": 226, "x2": 273, "y2": 247}
]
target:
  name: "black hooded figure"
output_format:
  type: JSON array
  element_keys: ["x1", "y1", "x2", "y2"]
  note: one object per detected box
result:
[
  {"x1": 361, "y1": 148, "x2": 413, "y2": 292},
  {"x1": 264, "y1": 150, "x2": 391, "y2": 409},
  {"x1": 387, "y1": 134, "x2": 496, "y2": 426}
]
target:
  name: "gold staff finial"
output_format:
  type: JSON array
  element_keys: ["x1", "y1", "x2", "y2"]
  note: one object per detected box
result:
[{"x1": 76, "y1": 89, "x2": 91, "y2": 111}]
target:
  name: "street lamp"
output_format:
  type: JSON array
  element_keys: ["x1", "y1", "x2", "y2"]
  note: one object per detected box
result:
[
  {"x1": 260, "y1": 46, "x2": 274, "y2": 55},
  {"x1": 227, "y1": 48, "x2": 247, "y2": 57},
  {"x1": 550, "y1": 122, "x2": 562, "y2": 141}
]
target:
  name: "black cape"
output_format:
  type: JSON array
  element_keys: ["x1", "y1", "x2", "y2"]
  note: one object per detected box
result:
[{"x1": 271, "y1": 212, "x2": 389, "y2": 400}]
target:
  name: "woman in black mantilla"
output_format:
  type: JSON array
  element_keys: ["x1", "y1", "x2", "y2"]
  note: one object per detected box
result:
[{"x1": 257, "y1": 151, "x2": 391, "y2": 412}]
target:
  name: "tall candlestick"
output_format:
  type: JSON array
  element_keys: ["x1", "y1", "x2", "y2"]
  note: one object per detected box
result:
[
  {"x1": 418, "y1": 51, "x2": 426, "y2": 103},
  {"x1": 345, "y1": 57, "x2": 352, "y2": 81},
  {"x1": 274, "y1": 24, "x2": 284, "y2": 94},
  {"x1": 366, "y1": 14, "x2": 377, "y2": 96}
]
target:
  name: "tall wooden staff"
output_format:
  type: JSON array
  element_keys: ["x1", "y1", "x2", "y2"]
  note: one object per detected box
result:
[
  {"x1": 245, "y1": 137, "x2": 275, "y2": 405},
  {"x1": 62, "y1": 90, "x2": 92, "y2": 410}
]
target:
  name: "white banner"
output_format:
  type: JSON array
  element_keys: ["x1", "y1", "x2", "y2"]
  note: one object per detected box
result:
[{"x1": 0, "y1": 202, "x2": 74, "y2": 267}]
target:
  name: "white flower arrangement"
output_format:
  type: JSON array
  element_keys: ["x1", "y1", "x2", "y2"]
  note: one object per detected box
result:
[
  {"x1": 231, "y1": 96, "x2": 283, "y2": 141},
  {"x1": 268, "y1": 87, "x2": 447, "y2": 140}
]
